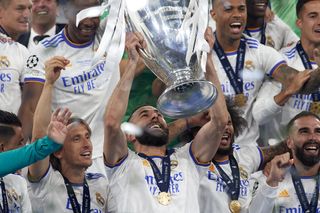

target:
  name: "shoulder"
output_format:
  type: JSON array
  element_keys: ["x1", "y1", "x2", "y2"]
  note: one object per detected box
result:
[
  {"x1": 280, "y1": 42, "x2": 297, "y2": 59},
  {"x1": 243, "y1": 35, "x2": 259, "y2": 49},
  {"x1": 39, "y1": 31, "x2": 65, "y2": 48}
]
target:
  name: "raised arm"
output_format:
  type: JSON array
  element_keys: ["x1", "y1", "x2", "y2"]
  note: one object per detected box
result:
[
  {"x1": 272, "y1": 48, "x2": 320, "y2": 94},
  {"x1": 103, "y1": 32, "x2": 146, "y2": 166},
  {"x1": 191, "y1": 27, "x2": 228, "y2": 164},
  {"x1": 28, "y1": 56, "x2": 70, "y2": 181},
  {"x1": 252, "y1": 71, "x2": 311, "y2": 125},
  {"x1": 18, "y1": 83, "x2": 43, "y2": 143}
]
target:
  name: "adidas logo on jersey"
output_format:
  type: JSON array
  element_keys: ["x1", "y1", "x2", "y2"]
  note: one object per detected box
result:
[{"x1": 278, "y1": 189, "x2": 289, "y2": 197}]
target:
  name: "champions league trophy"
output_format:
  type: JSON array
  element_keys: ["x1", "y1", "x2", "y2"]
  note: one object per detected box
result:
[{"x1": 125, "y1": 0, "x2": 217, "y2": 119}]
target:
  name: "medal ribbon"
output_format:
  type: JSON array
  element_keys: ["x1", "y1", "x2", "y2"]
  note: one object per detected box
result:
[
  {"x1": 0, "y1": 26, "x2": 9, "y2": 37},
  {"x1": 62, "y1": 176, "x2": 90, "y2": 213},
  {"x1": 296, "y1": 41, "x2": 320, "y2": 102},
  {"x1": 138, "y1": 150, "x2": 174, "y2": 193},
  {"x1": 213, "y1": 155, "x2": 240, "y2": 201},
  {"x1": 290, "y1": 166, "x2": 319, "y2": 213},
  {"x1": 213, "y1": 33, "x2": 246, "y2": 94},
  {"x1": 0, "y1": 178, "x2": 8, "y2": 213},
  {"x1": 244, "y1": 23, "x2": 267, "y2": 45}
]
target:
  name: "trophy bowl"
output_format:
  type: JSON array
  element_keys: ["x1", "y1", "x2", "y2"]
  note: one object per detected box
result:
[{"x1": 125, "y1": 0, "x2": 217, "y2": 119}]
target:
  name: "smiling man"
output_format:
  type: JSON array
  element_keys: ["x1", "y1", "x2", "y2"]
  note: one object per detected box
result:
[
  {"x1": 253, "y1": 0, "x2": 320, "y2": 145},
  {"x1": 245, "y1": 0, "x2": 298, "y2": 50},
  {"x1": 18, "y1": 0, "x2": 120, "y2": 175},
  {"x1": 250, "y1": 111, "x2": 320, "y2": 213},
  {"x1": 18, "y1": 0, "x2": 65, "y2": 51},
  {"x1": 0, "y1": 0, "x2": 32, "y2": 41},
  {"x1": 209, "y1": 0, "x2": 320, "y2": 147}
]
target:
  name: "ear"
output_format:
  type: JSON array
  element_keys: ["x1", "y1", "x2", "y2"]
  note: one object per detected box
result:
[
  {"x1": 53, "y1": 149, "x2": 63, "y2": 159},
  {"x1": 210, "y1": 9, "x2": 216, "y2": 21},
  {"x1": 286, "y1": 137, "x2": 293, "y2": 149},
  {"x1": 296, "y1": 18, "x2": 302, "y2": 30},
  {"x1": 126, "y1": 134, "x2": 136, "y2": 143}
]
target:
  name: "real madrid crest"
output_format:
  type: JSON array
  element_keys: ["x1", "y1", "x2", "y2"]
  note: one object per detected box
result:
[
  {"x1": 170, "y1": 160, "x2": 178, "y2": 170},
  {"x1": 0, "y1": 56, "x2": 10, "y2": 68},
  {"x1": 244, "y1": 60, "x2": 254, "y2": 70},
  {"x1": 266, "y1": 36, "x2": 275, "y2": 48},
  {"x1": 239, "y1": 166, "x2": 248, "y2": 180},
  {"x1": 95, "y1": 192, "x2": 105, "y2": 207}
]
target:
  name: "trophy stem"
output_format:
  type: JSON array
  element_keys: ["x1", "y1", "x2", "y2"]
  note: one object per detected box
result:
[{"x1": 157, "y1": 80, "x2": 217, "y2": 119}]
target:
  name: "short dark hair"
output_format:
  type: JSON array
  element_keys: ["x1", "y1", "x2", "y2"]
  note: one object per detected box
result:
[
  {"x1": 296, "y1": 0, "x2": 313, "y2": 17},
  {"x1": 0, "y1": 110, "x2": 21, "y2": 127},
  {"x1": 127, "y1": 104, "x2": 154, "y2": 122},
  {"x1": 50, "y1": 116, "x2": 91, "y2": 171},
  {"x1": 286, "y1": 111, "x2": 320, "y2": 134},
  {"x1": 0, "y1": 110, "x2": 21, "y2": 144}
]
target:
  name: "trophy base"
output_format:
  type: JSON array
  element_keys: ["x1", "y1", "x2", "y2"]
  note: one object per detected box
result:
[{"x1": 157, "y1": 80, "x2": 217, "y2": 119}]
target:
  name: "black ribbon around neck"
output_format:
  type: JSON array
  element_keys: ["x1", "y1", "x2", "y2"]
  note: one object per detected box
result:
[
  {"x1": 33, "y1": 35, "x2": 50, "y2": 44},
  {"x1": 214, "y1": 33, "x2": 246, "y2": 95},
  {"x1": 213, "y1": 155, "x2": 241, "y2": 201},
  {"x1": 0, "y1": 26, "x2": 9, "y2": 37},
  {"x1": 290, "y1": 166, "x2": 319, "y2": 213},
  {"x1": 296, "y1": 41, "x2": 320, "y2": 102},
  {"x1": 0, "y1": 178, "x2": 8, "y2": 213},
  {"x1": 245, "y1": 23, "x2": 267, "y2": 45},
  {"x1": 138, "y1": 150, "x2": 174, "y2": 193},
  {"x1": 62, "y1": 176, "x2": 90, "y2": 213}
]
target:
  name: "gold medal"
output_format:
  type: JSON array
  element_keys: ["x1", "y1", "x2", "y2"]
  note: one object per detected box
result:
[
  {"x1": 310, "y1": 101, "x2": 320, "y2": 115},
  {"x1": 157, "y1": 192, "x2": 171, "y2": 205},
  {"x1": 229, "y1": 200, "x2": 241, "y2": 213},
  {"x1": 234, "y1": 94, "x2": 247, "y2": 107}
]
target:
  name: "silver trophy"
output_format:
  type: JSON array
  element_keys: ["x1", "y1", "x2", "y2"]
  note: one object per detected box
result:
[{"x1": 125, "y1": 0, "x2": 217, "y2": 119}]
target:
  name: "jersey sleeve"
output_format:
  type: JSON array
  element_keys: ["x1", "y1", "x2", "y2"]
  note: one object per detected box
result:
[
  {"x1": 248, "y1": 172, "x2": 278, "y2": 213},
  {"x1": 0, "y1": 136, "x2": 61, "y2": 177},
  {"x1": 259, "y1": 44, "x2": 287, "y2": 77},
  {"x1": 275, "y1": 16, "x2": 299, "y2": 48},
  {"x1": 252, "y1": 79, "x2": 283, "y2": 125},
  {"x1": 176, "y1": 142, "x2": 210, "y2": 174},
  {"x1": 236, "y1": 144, "x2": 264, "y2": 173},
  {"x1": 17, "y1": 43, "x2": 30, "y2": 83},
  {"x1": 23, "y1": 44, "x2": 48, "y2": 84}
]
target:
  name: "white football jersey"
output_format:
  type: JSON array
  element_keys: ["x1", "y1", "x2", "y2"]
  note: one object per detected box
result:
[
  {"x1": 105, "y1": 143, "x2": 208, "y2": 213},
  {"x1": 254, "y1": 41, "x2": 318, "y2": 144},
  {"x1": 212, "y1": 34, "x2": 286, "y2": 146},
  {"x1": 23, "y1": 29, "x2": 120, "y2": 159},
  {"x1": 0, "y1": 174, "x2": 32, "y2": 213},
  {"x1": 28, "y1": 166, "x2": 110, "y2": 213},
  {"x1": 199, "y1": 144, "x2": 263, "y2": 213},
  {"x1": 249, "y1": 170, "x2": 320, "y2": 213},
  {"x1": 244, "y1": 16, "x2": 298, "y2": 50},
  {"x1": 0, "y1": 33, "x2": 29, "y2": 113}
]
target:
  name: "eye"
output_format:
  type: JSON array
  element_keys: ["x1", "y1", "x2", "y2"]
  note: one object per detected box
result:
[{"x1": 73, "y1": 136, "x2": 80, "y2": 142}]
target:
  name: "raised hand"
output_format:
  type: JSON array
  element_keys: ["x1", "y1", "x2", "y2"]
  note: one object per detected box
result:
[
  {"x1": 266, "y1": 152, "x2": 293, "y2": 187},
  {"x1": 283, "y1": 70, "x2": 312, "y2": 95},
  {"x1": 125, "y1": 32, "x2": 147, "y2": 65},
  {"x1": 44, "y1": 56, "x2": 70, "y2": 85},
  {"x1": 47, "y1": 108, "x2": 72, "y2": 145},
  {"x1": 204, "y1": 27, "x2": 215, "y2": 51}
]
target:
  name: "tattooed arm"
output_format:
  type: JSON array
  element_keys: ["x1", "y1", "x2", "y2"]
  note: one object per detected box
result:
[{"x1": 272, "y1": 49, "x2": 320, "y2": 94}]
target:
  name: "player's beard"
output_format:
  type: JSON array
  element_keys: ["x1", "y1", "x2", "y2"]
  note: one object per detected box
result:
[
  {"x1": 295, "y1": 140, "x2": 320, "y2": 167},
  {"x1": 216, "y1": 137, "x2": 235, "y2": 156},
  {"x1": 136, "y1": 127, "x2": 169, "y2": 147}
]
